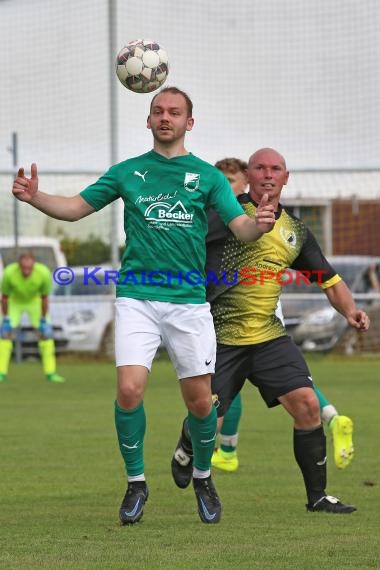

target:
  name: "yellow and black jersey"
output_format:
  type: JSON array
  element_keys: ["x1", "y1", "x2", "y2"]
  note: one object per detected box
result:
[{"x1": 206, "y1": 193, "x2": 340, "y2": 345}]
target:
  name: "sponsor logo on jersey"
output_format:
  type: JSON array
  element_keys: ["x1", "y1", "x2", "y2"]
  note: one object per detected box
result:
[
  {"x1": 135, "y1": 191, "x2": 178, "y2": 204},
  {"x1": 144, "y1": 200, "x2": 194, "y2": 228},
  {"x1": 184, "y1": 172, "x2": 200, "y2": 192}
]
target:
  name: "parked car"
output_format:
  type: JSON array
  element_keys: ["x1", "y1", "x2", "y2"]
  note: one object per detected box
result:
[
  {"x1": 50, "y1": 265, "x2": 115, "y2": 355},
  {"x1": 0, "y1": 236, "x2": 67, "y2": 273},
  {"x1": 281, "y1": 256, "x2": 380, "y2": 352}
]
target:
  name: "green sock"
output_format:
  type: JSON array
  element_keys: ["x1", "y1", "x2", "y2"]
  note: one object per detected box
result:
[
  {"x1": 114, "y1": 401, "x2": 146, "y2": 477},
  {"x1": 188, "y1": 407, "x2": 217, "y2": 472},
  {"x1": 314, "y1": 384, "x2": 330, "y2": 409},
  {"x1": 220, "y1": 393, "x2": 242, "y2": 453},
  {"x1": 314, "y1": 384, "x2": 338, "y2": 423}
]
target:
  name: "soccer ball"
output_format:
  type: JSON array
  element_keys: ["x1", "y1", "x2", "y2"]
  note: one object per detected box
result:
[{"x1": 115, "y1": 39, "x2": 169, "y2": 94}]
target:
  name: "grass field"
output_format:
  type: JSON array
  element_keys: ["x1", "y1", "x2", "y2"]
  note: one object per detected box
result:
[{"x1": 1, "y1": 353, "x2": 379, "y2": 570}]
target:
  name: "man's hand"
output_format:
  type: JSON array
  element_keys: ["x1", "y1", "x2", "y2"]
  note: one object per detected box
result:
[
  {"x1": 0, "y1": 317, "x2": 13, "y2": 339},
  {"x1": 346, "y1": 310, "x2": 370, "y2": 332},
  {"x1": 228, "y1": 193, "x2": 276, "y2": 242},
  {"x1": 12, "y1": 163, "x2": 39, "y2": 202},
  {"x1": 325, "y1": 281, "x2": 371, "y2": 332},
  {"x1": 255, "y1": 193, "x2": 276, "y2": 234},
  {"x1": 38, "y1": 317, "x2": 54, "y2": 339}
]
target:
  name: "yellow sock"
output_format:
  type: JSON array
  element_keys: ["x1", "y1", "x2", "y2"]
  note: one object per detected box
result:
[
  {"x1": 0, "y1": 339, "x2": 13, "y2": 374},
  {"x1": 38, "y1": 339, "x2": 56, "y2": 375}
]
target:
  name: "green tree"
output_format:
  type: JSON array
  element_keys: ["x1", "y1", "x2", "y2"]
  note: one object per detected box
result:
[{"x1": 60, "y1": 235, "x2": 111, "y2": 266}]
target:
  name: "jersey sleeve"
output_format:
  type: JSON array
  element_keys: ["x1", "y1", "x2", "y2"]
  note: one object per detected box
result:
[
  {"x1": 291, "y1": 227, "x2": 341, "y2": 287},
  {"x1": 207, "y1": 170, "x2": 244, "y2": 225},
  {"x1": 80, "y1": 166, "x2": 121, "y2": 211}
]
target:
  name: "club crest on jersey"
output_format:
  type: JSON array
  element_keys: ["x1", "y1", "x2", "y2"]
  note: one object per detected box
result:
[
  {"x1": 280, "y1": 227, "x2": 297, "y2": 248},
  {"x1": 184, "y1": 172, "x2": 200, "y2": 192}
]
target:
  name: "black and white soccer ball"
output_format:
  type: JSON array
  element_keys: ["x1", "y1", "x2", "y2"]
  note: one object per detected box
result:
[{"x1": 115, "y1": 39, "x2": 169, "y2": 94}]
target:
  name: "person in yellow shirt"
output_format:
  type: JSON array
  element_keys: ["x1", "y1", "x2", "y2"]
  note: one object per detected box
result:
[
  {"x1": 171, "y1": 148, "x2": 370, "y2": 514},
  {"x1": 0, "y1": 252, "x2": 65, "y2": 383},
  {"x1": 211, "y1": 157, "x2": 354, "y2": 473}
]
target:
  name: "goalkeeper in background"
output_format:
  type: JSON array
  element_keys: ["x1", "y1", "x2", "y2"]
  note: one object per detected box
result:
[{"x1": 0, "y1": 252, "x2": 65, "y2": 383}]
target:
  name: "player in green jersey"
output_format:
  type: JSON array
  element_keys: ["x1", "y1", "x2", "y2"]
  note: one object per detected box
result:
[
  {"x1": 211, "y1": 158, "x2": 354, "y2": 473},
  {"x1": 171, "y1": 148, "x2": 370, "y2": 514},
  {"x1": 0, "y1": 253, "x2": 65, "y2": 383},
  {"x1": 11, "y1": 87, "x2": 276, "y2": 525}
]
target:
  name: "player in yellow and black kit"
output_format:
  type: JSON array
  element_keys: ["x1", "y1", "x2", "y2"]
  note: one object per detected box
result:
[
  {"x1": 171, "y1": 148, "x2": 370, "y2": 514},
  {"x1": 210, "y1": 157, "x2": 354, "y2": 475}
]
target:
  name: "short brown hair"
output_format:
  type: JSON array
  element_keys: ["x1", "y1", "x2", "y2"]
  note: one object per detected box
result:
[
  {"x1": 150, "y1": 86, "x2": 193, "y2": 117},
  {"x1": 214, "y1": 157, "x2": 248, "y2": 174}
]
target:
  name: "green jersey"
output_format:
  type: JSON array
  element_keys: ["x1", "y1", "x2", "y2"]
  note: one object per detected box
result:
[
  {"x1": 1, "y1": 262, "x2": 52, "y2": 302},
  {"x1": 80, "y1": 150, "x2": 244, "y2": 303}
]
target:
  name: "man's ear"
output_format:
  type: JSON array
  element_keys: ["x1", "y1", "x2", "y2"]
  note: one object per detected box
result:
[{"x1": 186, "y1": 117, "x2": 195, "y2": 131}]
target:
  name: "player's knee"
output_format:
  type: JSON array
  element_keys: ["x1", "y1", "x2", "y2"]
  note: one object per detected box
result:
[
  {"x1": 186, "y1": 396, "x2": 213, "y2": 418},
  {"x1": 297, "y1": 391, "x2": 320, "y2": 424},
  {"x1": 117, "y1": 384, "x2": 144, "y2": 410},
  {"x1": 282, "y1": 387, "x2": 321, "y2": 426}
]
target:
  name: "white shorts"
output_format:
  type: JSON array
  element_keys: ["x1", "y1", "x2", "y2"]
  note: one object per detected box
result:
[{"x1": 114, "y1": 298, "x2": 216, "y2": 379}]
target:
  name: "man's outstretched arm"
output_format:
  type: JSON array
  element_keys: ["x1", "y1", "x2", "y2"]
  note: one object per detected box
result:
[
  {"x1": 12, "y1": 163, "x2": 95, "y2": 222},
  {"x1": 228, "y1": 193, "x2": 275, "y2": 242},
  {"x1": 324, "y1": 280, "x2": 370, "y2": 331}
]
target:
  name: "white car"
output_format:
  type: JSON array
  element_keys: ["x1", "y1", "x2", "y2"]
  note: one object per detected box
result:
[
  {"x1": 282, "y1": 255, "x2": 380, "y2": 352},
  {"x1": 50, "y1": 265, "x2": 115, "y2": 355}
]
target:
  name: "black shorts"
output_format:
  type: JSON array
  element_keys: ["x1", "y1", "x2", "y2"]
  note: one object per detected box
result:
[{"x1": 212, "y1": 335, "x2": 313, "y2": 416}]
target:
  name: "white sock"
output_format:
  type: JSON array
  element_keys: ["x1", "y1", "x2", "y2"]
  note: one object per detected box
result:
[
  {"x1": 193, "y1": 468, "x2": 211, "y2": 479},
  {"x1": 321, "y1": 405, "x2": 338, "y2": 424},
  {"x1": 220, "y1": 433, "x2": 239, "y2": 448},
  {"x1": 128, "y1": 474, "x2": 145, "y2": 482}
]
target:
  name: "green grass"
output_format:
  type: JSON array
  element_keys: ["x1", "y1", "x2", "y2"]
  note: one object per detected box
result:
[{"x1": 1, "y1": 353, "x2": 379, "y2": 569}]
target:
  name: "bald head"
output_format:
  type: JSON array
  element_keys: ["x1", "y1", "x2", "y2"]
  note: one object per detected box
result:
[
  {"x1": 246, "y1": 148, "x2": 289, "y2": 208},
  {"x1": 248, "y1": 148, "x2": 287, "y2": 170}
]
